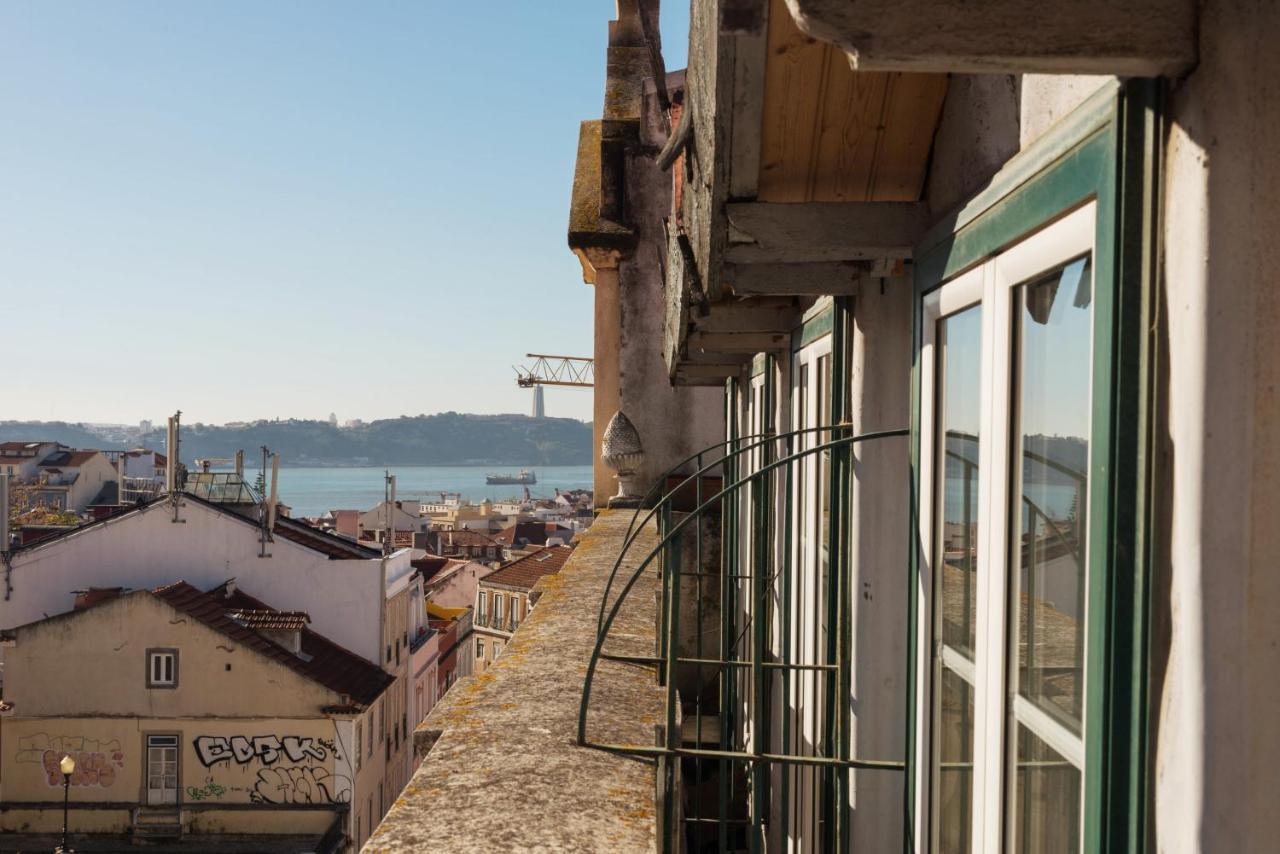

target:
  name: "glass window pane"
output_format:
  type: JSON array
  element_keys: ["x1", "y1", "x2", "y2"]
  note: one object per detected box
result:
[
  {"x1": 1011, "y1": 256, "x2": 1091, "y2": 731},
  {"x1": 937, "y1": 668, "x2": 975, "y2": 854},
  {"x1": 1010, "y1": 723, "x2": 1081, "y2": 853},
  {"x1": 1008, "y1": 255, "x2": 1091, "y2": 853},
  {"x1": 933, "y1": 303, "x2": 982, "y2": 853},
  {"x1": 939, "y1": 306, "x2": 983, "y2": 657}
]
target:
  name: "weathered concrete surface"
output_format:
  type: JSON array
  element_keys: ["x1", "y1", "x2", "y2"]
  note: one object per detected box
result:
[
  {"x1": 1156, "y1": 2, "x2": 1280, "y2": 849},
  {"x1": 924, "y1": 74, "x2": 1021, "y2": 217},
  {"x1": 367, "y1": 512, "x2": 662, "y2": 853},
  {"x1": 783, "y1": 0, "x2": 1196, "y2": 75}
]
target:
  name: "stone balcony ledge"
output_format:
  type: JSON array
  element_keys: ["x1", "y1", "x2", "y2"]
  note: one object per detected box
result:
[{"x1": 367, "y1": 511, "x2": 662, "y2": 853}]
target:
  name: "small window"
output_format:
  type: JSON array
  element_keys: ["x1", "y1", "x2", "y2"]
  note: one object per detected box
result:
[
  {"x1": 146, "y1": 649, "x2": 178, "y2": 688},
  {"x1": 355, "y1": 722, "x2": 363, "y2": 770},
  {"x1": 367, "y1": 711, "x2": 374, "y2": 757},
  {"x1": 476, "y1": 639, "x2": 485, "y2": 660}
]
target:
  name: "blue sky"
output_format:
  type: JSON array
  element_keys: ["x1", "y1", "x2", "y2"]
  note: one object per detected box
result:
[{"x1": 0, "y1": 1, "x2": 689, "y2": 426}]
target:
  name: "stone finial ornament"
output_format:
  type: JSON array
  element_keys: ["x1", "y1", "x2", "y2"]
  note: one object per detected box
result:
[{"x1": 601, "y1": 411, "x2": 644, "y2": 508}]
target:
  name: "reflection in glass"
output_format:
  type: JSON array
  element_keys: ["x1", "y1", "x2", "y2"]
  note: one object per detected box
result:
[
  {"x1": 937, "y1": 669, "x2": 975, "y2": 854},
  {"x1": 939, "y1": 307, "x2": 983, "y2": 657},
  {"x1": 1010, "y1": 724, "x2": 1081, "y2": 854},
  {"x1": 934, "y1": 303, "x2": 982, "y2": 854},
  {"x1": 1008, "y1": 254, "x2": 1091, "y2": 852}
]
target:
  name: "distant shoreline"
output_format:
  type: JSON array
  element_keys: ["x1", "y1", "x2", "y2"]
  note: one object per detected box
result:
[{"x1": 225, "y1": 461, "x2": 592, "y2": 469}]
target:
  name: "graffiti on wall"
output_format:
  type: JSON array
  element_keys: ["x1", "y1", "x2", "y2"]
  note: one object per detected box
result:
[
  {"x1": 185, "y1": 781, "x2": 227, "y2": 801},
  {"x1": 15, "y1": 733, "x2": 125, "y2": 788},
  {"x1": 191, "y1": 733, "x2": 350, "y2": 805},
  {"x1": 193, "y1": 735, "x2": 331, "y2": 768},
  {"x1": 250, "y1": 766, "x2": 351, "y2": 805}
]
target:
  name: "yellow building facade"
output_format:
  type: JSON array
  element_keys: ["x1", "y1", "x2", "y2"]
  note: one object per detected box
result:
[{"x1": 0, "y1": 583, "x2": 393, "y2": 850}]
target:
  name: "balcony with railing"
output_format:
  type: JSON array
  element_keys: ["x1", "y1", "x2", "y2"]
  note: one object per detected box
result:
[{"x1": 371, "y1": 421, "x2": 933, "y2": 852}]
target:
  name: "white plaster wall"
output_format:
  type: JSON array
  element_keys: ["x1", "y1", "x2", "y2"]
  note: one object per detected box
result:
[
  {"x1": 925, "y1": 74, "x2": 1022, "y2": 217},
  {"x1": 1156, "y1": 2, "x2": 1280, "y2": 849},
  {"x1": 1018, "y1": 74, "x2": 1114, "y2": 149},
  {"x1": 1, "y1": 499, "x2": 387, "y2": 663},
  {"x1": 846, "y1": 278, "x2": 914, "y2": 850}
]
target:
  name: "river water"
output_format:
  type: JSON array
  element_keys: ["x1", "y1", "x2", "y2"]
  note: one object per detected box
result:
[{"x1": 236, "y1": 464, "x2": 593, "y2": 518}]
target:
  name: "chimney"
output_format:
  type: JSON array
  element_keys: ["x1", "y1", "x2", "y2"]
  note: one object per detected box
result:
[
  {"x1": 74, "y1": 587, "x2": 126, "y2": 610},
  {"x1": 235, "y1": 450, "x2": 244, "y2": 478}
]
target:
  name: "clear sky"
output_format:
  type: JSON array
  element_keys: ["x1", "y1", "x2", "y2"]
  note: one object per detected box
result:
[{"x1": 0, "y1": 1, "x2": 689, "y2": 427}]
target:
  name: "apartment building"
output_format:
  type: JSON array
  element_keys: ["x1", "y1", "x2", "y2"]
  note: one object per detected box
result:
[
  {"x1": 1, "y1": 443, "x2": 119, "y2": 515},
  {"x1": 0, "y1": 581, "x2": 393, "y2": 851},
  {"x1": 471, "y1": 545, "x2": 574, "y2": 673}
]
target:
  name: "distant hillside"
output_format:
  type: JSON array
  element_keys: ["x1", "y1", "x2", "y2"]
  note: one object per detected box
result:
[{"x1": 0, "y1": 414, "x2": 593, "y2": 467}]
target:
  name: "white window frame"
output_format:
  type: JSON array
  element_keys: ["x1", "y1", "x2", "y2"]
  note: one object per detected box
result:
[
  {"x1": 147, "y1": 649, "x2": 178, "y2": 688},
  {"x1": 915, "y1": 202, "x2": 1096, "y2": 852},
  {"x1": 787, "y1": 329, "x2": 833, "y2": 853}
]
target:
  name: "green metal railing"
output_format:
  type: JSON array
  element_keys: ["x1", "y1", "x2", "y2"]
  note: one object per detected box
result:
[{"x1": 579, "y1": 424, "x2": 910, "y2": 853}]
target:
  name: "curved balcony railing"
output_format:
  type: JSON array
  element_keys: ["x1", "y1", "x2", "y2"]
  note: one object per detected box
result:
[{"x1": 580, "y1": 424, "x2": 909, "y2": 853}]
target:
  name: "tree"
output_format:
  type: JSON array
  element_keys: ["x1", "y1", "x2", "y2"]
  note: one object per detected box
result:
[{"x1": 7, "y1": 482, "x2": 81, "y2": 531}]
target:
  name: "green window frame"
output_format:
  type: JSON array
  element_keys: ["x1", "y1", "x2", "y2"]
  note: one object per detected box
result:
[{"x1": 908, "y1": 79, "x2": 1160, "y2": 853}]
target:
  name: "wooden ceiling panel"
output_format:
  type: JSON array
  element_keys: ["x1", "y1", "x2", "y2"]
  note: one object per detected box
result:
[
  {"x1": 757, "y1": 0, "x2": 947, "y2": 204},
  {"x1": 872, "y1": 73, "x2": 950, "y2": 200}
]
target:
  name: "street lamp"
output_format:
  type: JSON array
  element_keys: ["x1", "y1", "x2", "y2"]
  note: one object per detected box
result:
[{"x1": 56, "y1": 753, "x2": 75, "y2": 854}]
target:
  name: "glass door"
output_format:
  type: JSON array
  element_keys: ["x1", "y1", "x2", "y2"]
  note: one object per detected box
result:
[
  {"x1": 146, "y1": 734, "x2": 179, "y2": 806},
  {"x1": 917, "y1": 202, "x2": 1096, "y2": 853},
  {"x1": 788, "y1": 331, "x2": 832, "y2": 853},
  {"x1": 994, "y1": 206, "x2": 1094, "y2": 853},
  {"x1": 919, "y1": 264, "x2": 988, "y2": 854}
]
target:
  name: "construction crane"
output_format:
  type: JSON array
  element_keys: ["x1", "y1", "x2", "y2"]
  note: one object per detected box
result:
[
  {"x1": 514, "y1": 354, "x2": 593, "y2": 419},
  {"x1": 514, "y1": 354, "x2": 594, "y2": 388}
]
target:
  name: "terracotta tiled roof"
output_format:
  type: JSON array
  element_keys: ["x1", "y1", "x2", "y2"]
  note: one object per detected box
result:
[
  {"x1": 220, "y1": 587, "x2": 393, "y2": 707},
  {"x1": 0, "y1": 441, "x2": 53, "y2": 453},
  {"x1": 357, "y1": 529, "x2": 412, "y2": 546},
  {"x1": 481, "y1": 545, "x2": 575, "y2": 591},
  {"x1": 440, "y1": 529, "x2": 500, "y2": 548},
  {"x1": 227, "y1": 609, "x2": 311, "y2": 630},
  {"x1": 411, "y1": 554, "x2": 451, "y2": 580},
  {"x1": 155, "y1": 582, "x2": 391, "y2": 707},
  {"x1": 40, "y1": 450, "x2": 101, "y2": 468},
  {"x1": 492, "y1": 521, "x2": 561, "y2": 546},
  {"x1": 274, "y1": 516, "x2": 382, "y2": 559}
]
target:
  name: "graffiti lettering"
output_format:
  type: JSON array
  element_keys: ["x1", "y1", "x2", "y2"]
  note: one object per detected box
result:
[
  {"x1": 15, "y1": 734, "x2": 124, "y2": 789},
  {"x1": 193, "y1": 735, "x2": 331, "y2": 768},
  {"x1": 249, "y1": 766, "x2": 351, "y2": 805},
  {"x1": 185, "y1": 782, "x2": 226, "y2": 801}
]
